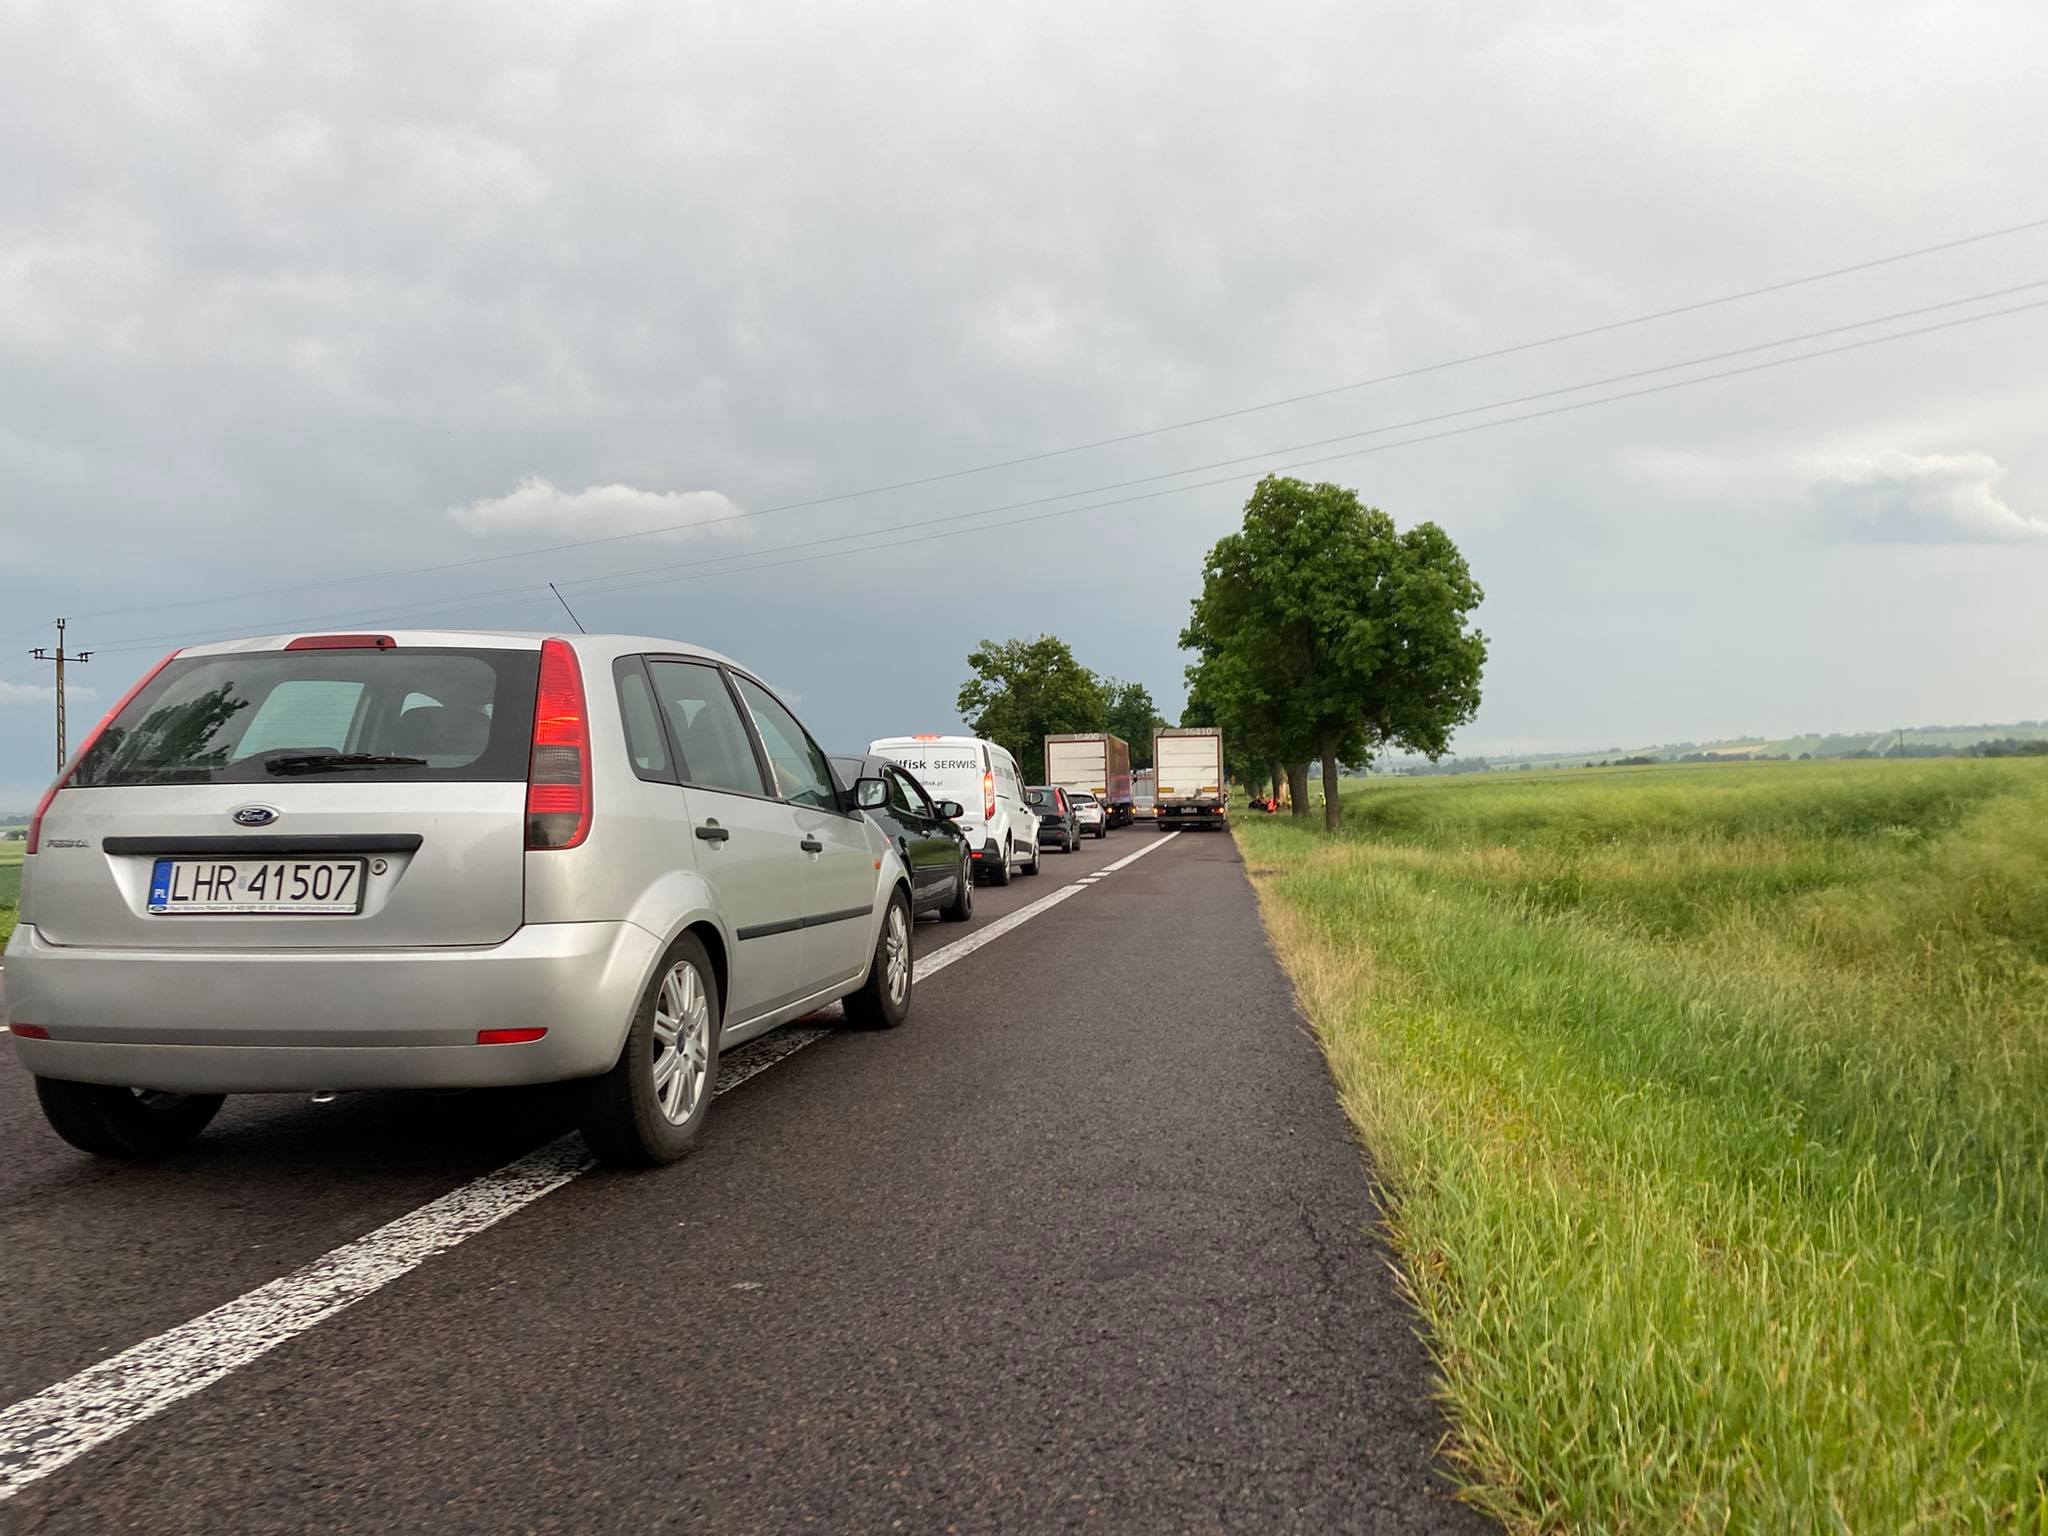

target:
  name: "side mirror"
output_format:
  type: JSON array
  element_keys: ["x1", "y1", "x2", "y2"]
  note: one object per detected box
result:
[
  {"x1": 935, "y1": 799, "x2": 964, "y2": 819},
  {"x1": 854, "y1": 776, "x2": 889, "y2": 810}
]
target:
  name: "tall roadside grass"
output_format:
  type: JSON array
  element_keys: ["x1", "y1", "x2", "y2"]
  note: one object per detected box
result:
[
  {"x1": 0, "y1": 840, "x2": 22, "y2": 950},
  {"x1": 1239, "y1": 760, "x2": 2048, "y2": 1532}
]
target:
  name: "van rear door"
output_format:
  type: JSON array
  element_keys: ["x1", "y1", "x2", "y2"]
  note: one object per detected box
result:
[{"x1": 871, "y1": 738, "x2": 989, "y2": 844}]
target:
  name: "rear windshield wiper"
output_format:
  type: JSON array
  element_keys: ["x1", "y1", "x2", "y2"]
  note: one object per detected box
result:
[{"x1": 263, "y1": 753, "x2": 429, "y2": 775}]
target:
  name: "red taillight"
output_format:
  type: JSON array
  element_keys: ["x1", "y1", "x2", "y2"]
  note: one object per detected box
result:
[
  {"x1": 983, "y1": 771, "x2": 996, "y2": 821},
  {"x1": 477, "y1": 1027, "x2": 547, "y2": 1045},
  {"x1": 285, "y1": 634, "x2": 396, "y2": 650},
  {"x1": 9, "y1": 1025, "x2": 50, "y2": 1041},
  {"x1": 526, "y1": 638, "x2": 591, "y2": 850},
  {"x1": 26, "y1": 649, "x2": 180, "y2": 856}
]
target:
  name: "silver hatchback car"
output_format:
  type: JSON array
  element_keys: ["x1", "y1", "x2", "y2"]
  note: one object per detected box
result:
[{"x1": 5, "y1": 630, "x2": 916, "y2": 1166}]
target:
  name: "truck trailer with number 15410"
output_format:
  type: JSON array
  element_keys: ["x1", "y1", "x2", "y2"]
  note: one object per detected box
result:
[{"x1": 1152, "y1": 727, "x2": 1228, "y2": 830}]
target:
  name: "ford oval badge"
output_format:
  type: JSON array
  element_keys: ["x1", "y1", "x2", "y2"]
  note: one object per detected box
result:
[{"x1": 231, "y1": 806, "x2": 279, "y2": 827}]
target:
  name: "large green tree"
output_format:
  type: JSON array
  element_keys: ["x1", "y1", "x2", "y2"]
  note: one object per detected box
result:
[
  {"x1": 1182, "y1": 609, "x2": 1322, "y2": 816},
  {"x1": 1181, "y1": 476, "x2": 1486, "y2": 831},
  {"x1": 1102, "y1": 678, "x2": 1169, "y2": 770},
  {"x1": 956, "y1": 635, "x2": 1109, "y2": 782}
]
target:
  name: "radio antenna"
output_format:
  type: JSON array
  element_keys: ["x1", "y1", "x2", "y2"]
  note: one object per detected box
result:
[{"x1": 548, "y1": 583, "x2": 588, "y2": 634}]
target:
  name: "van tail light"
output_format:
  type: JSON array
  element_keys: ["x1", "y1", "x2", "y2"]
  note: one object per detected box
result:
[
  {"x1": 983, "y1": 771, "x2": 996, "y2": 821},
  {"x1": 526, "y1": 638, "x2": 591, "y2": 850},
  {"x1": 26, "y1": 649, "x2": 181, "y2": 856}
]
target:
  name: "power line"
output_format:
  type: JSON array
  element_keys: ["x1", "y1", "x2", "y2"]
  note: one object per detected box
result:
[
  {"x1": 84, "y1": 293, "x2": 2048, "y2": 657},
  {"x1": 74, "y1": 280, "x2": 2046, "y2": 653},
  {"x1": 551, "y1": 277, "x2": 2048, "y2": 593},
  {"x1": 40, "y1": 214, "x2": 2048, "y2": 636},
  {"x1": 567, "y1": 295, "x2": 2048, "y2": 603}
]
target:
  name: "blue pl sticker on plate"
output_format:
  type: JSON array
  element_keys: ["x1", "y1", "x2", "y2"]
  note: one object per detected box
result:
[{"x1": 149, "y1": 859, "x2": 174, "y2": 913}]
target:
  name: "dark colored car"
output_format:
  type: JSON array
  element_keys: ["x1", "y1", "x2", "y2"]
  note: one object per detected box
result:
[
  {"x1": 831, "y1": 754, "x2": 974, "y2": 923},
  {"x1": 1025, "y1": 785, "x2": 1080, "y2": 853}
]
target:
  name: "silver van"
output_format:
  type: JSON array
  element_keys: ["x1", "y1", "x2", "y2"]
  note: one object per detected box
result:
[{"x1": 5, "y1": 630, "x2": 916, "y2": 1166}]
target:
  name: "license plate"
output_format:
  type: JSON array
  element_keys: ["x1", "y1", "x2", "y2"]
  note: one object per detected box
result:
[{"x1": 148, "y1": 857, "x2": 366, "y2": 915}]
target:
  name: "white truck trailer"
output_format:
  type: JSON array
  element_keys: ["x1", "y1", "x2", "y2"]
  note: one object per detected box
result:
[
  {"x1": 1043, "y1": 733, "x2": 1134, "y2": 827},
  {"x1": 1152, "y1": 727, "x2": 1228, "y2": 830}
]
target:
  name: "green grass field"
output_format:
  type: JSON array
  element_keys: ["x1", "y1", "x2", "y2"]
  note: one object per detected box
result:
[
  {"x1": 1238, "y1": 759, "x2": 2048, "y2": 1532},
  {"x1": 0, "y1": 835, "x2": 23, "y2": 948}
]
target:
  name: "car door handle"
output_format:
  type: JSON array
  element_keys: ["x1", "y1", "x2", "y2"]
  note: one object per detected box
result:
[
  {"x1": 799, "y1": 836, "x2": 823, "y2": 853},
  {"x1": 695, "y1": 823, "x2": 730, "y2": 843}
]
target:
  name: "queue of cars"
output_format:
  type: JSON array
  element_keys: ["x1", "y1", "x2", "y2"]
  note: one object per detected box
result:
[{"x1": 2, "y1": 632, "x2": 1132, "y2": 1171}]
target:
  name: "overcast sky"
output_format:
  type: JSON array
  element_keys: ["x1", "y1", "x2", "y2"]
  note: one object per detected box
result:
[{"x1": 4, "y1": 0, "x2": 2046, "y2": 802}]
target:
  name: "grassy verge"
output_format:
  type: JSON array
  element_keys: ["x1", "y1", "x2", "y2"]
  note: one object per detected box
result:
[
  {"x1": 1238, "y1": 760, "x2": 2047, "y2": 1532},
  {"x1": 0, "y1": 840, "x2": 21, "y2": 950}
]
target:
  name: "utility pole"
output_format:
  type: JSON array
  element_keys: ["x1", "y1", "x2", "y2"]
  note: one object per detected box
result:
[{"x1": 30, "y1": 619, "x2": 91, "y2": 772}]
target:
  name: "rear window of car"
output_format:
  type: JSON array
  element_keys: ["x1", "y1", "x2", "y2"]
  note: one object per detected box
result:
[{"x1": 70, "y1": 647, "x2": 541, "y2": 787}]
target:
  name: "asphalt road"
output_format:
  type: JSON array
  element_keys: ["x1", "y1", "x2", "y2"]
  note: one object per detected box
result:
[{"x1": 0, "y1": 826, "x2": 1485, "y2": 1534}]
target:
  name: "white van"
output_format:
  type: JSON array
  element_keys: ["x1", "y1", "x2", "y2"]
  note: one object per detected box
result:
[{"x1": 868, "y1": 735, "x2": 1040, "y2": 885}]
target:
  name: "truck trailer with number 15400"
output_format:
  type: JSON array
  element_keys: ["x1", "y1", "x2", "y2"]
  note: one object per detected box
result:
[{"x1": 1042, "y1": 733, "x2": 1133, "y2": 827}]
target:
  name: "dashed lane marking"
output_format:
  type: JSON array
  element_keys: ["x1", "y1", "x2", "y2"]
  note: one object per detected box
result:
[{"x1": 0, "y1": 832, "x2": 1184, "y2": 1500}]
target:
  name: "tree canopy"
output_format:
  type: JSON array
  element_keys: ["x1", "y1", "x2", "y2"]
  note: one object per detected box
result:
[
  {"x1": 956, "y1": 636, "x2": 1110, "y2": 782},
  {"x1": 1102, "y1": 678, "x2": 1169, "y2": 769},
  {"x1": 1182, "y1": 475, "x2": 1486, "y2": 829}
]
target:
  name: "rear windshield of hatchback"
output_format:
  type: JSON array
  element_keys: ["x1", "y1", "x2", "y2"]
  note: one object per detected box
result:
[{"x1": 70, "y1": 647, "x2": 542, "y2": 787}]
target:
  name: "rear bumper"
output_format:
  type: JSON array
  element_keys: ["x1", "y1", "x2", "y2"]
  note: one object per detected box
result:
[
  {"x1": 3, "y1": 919, "x2": 662, "y2": 1093},
  {"x1": 1157, "y1": 802, "x2": 1228, "y2": 826}
]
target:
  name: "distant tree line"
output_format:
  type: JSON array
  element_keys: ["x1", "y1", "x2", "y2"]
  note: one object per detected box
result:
[{"x1": 1970, "y1": 738, "x2": 2048, "y2": 758}]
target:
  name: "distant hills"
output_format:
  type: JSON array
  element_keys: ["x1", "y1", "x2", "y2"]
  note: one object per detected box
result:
[{"x1": 1389, "y1": 721, "x2": 2048, "y2": 775}]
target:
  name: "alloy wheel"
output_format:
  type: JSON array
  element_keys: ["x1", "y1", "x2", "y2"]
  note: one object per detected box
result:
[
  {"x1": 884, "y1": 902, "x2": 911, "y2": 1005},
  {"x1": 650, "y1": 960, "x2": 712, "y2": 1125}
]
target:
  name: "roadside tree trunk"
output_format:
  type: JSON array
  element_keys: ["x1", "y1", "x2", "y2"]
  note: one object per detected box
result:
[
  {"x1": 1319, "y1": 734, "x2": 1342, "y2": 832},
  {"x1": 1268, "y1": 760, "x2": 1285, "y2": 805},
  {"x1": 1286, "y1": 762, "x2": 1311, "y2": 817}
]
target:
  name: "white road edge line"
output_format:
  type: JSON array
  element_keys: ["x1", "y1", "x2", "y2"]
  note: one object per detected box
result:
[{"x1": 0, "y1": 832, "x2": 1184, "y2": 1500}]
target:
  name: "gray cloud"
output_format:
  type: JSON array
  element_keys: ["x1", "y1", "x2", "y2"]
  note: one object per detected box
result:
[
  {"x1": 1814, "y1": 451, "x2": 2047, "y2": 544},
  {"x1": 2, "y1": 0, "x2": 2046, "y2": 797}
]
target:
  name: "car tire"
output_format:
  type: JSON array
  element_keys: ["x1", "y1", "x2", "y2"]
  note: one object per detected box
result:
[
  {"x1": 1022, "y1": 839, "x2": 1041, "y2": 875},
  {"x1": 942, "y1": 853, "x2": 974, "y2": 922},
  {"x1": 989, "y1": 841, "x2": 1013, "y2": 886},
  {"x1": 34, "y1": 1078, "x2": 224, "y2": 1159},
  {"x1": 577, "y1": 933, "x2": 721, "y2": 1168},
  {"x1": 844, "y1": 890, "x2": 913, "y2": 1030}
]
